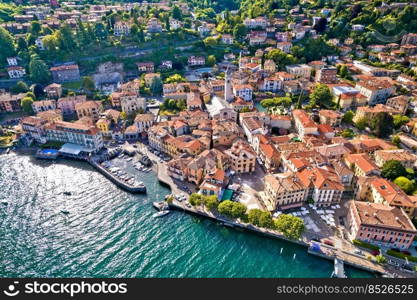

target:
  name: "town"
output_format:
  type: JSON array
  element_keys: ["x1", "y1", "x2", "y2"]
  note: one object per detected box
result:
[{"x1": 1, "y1": 0, "x2": 417, "y2": 278}]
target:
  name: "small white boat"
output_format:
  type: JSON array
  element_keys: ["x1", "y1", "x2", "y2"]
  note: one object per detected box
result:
[{"x1": 153, "y1": 210, "x2": 170, "y2": 218}]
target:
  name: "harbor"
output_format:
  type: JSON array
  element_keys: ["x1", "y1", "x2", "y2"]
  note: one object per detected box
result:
[{"x1": 0, "y1": 152, "x2": 375, "y2": 278}]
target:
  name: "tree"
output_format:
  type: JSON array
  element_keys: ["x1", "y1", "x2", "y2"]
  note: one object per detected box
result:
[
  {"x1": 355, "y1": 117, "x2": 368, "y2": 131},
  {"x1": 164, "y1": 74, "x2": 186, "y2": 84},
  {"x1": 370, "y1": 112, "x2": 393, "y2": 138},
  {"x1": 207, "y1": 55, "x2": 216, "y2": 67},
  {"x1": 29, "y1": 56, "x2": 50, "y2": 84},
  {"x1": 203, "y1": 37, "x2": 217, "y2": 48},
  {"x1": 0, "y1": 27, "x2": 15, "y2": 62},
  {"x1": 274, "y1": 214, "x2": 305, "y2": 240},
  {"x1": 265, "y1": 49, "x2": 297, "y2": 70},
  {"x1": 189, "y1": 193, "x2": 203, "y2": 206},
  {"x1": 218, "y1": 200, "x2": 247, "y2": 219},
  {"x1": 247, "y1": 209, "x2": 273, "y2": 228},
  {"x1": 340, "y1": 128, "x2": 355, "y2": 138},
  {"x1": 218, "y1": 200, "x2": 234, "y2": 217},
  {"x1": 94, "y1": 22, "x2": 108, "y2": 40},
  {"x1": 10, "y1": 81, "x2": 28, "y2": 94},
  {"x1": 342, "y1": 111, "x2": 354, "y2": 124},
  {"x1": 313, "y1": 17, "x2": 327, "y2": 33},
  {"x1": 233, "y1": 23, "x2": 247, "y2": 40},
  {"x1": 82, "y1": 76, "x2": 96, "y2": 93},
  {"x1": 203, "y1": 195, "x2": 219, "y2": 211},
  {"x1": 21, "y1": 97, "x2": 34, "y2": 114},
  {"x1": 393, "y1": 176, "x2": 415, "y2": 195},
  {"x1": 261, "y1": 97, "x2": 292, "y2": 108},
  {"x1": 58, "y1": 24, "x2": 77, "y2": 52},
  {"x1": 375, "y1": 254, "x2": 387, "y2": 264},
  {"x1": 172, "y1": 5, "x2": 183, "y2": 20},
  {"x1": 393, "y1": 115, "x2": 410, "y2": 129},
  {"x1": 392, "y1": 135, "x2": 401, "y2": 147},
  {"x1": 381, "y1": 160, "x2": 407, "y2": 181},
  {"x1": 30, "y1": 21, "x2": 42, "y2": 36},
  {"x1": 150, "y1": 76, "x2": 163, "y2": 96},
  {"x1": 339, "y1": 65, "x2": 348, "y2": 78},
  {"x1": 230, "y1": 202, "x2": 247, "y2": 219},
  {"x1": 309, "y1": 84, "x2": 332, "y2": 107}
]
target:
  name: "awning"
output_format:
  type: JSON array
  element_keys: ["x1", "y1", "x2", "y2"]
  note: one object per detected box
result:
[{"x1": 59, "y1": 143, "x2": 84, "y2": 155}]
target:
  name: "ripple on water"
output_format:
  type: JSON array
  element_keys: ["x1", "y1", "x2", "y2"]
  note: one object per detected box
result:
[{"x1": 0, "y1": 154, "x2": 375, "y2": 278}]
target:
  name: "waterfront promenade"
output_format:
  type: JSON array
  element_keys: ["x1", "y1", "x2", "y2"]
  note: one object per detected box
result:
[{"x1": 168, "y1": 199, "x2": 417, "y2": 278}]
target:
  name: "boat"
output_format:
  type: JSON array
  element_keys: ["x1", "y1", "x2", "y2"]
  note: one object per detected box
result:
[
  {"x1": 152, "y1": 210, "x2": 170, "y2": 218},
  {"x1": 5, "y1": 148, "x2": 10, "y2": 154},
  {"x1": 61, "y1": 210, "x2": 70, "y2": 215},
  {"x1": 153, "y1": 201, "x2": 169, "y2": 211},
  {"x1": 63, "y1": 192, "x2": 72, "y2": 196}
]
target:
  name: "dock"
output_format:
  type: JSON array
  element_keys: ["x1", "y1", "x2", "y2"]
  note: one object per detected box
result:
[
  {"x1": 333, "y1": 258, "x2": 346, "y2": 278},
  {"x1": 90, "y1": 161, "x2": 146, "y2": 194}
]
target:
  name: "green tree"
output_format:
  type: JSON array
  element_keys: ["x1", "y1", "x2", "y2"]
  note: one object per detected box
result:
[
  {"x1": 29, "y1": 56, "x2": 50, "y2": 84},
  {"x1": 230, "y1": 202, "x2": 247, "y2": 219},
  {"x1": 189, "y1": 193, "x2": 203, "y2": 206},
  {"x1": 10, "y1": 81, "x2": 28, "y2": 94},
  {"x1": 21, "y1": 97, "x2": 34, "y2": 114},
  {"x1": 233, "y1": 23, "x2": 247, "y2": 40},
  {"x1": 150, "y1": 76, "x2": 163, "y2": 96},
  {"x1": 207, "y1": 55, "x2": 216, "y2": 67},
  {"x1": 218, "y1": 200, "x2": 234, "y2": 217},
  {"x1": 172, "y1": 5, "x2": 183, "y2": 20},
  {"x1": 342, "y1": 110, "x2": 354, "y2": 124},
  {"x1": 370, "y1": 112, "x2": 393, "y2": 138},
  {"x1": 393, "y1": 115, "x2": 410, "y2": 129},
  {"x1": 381, "y1": 160, "x2": 407, "y2": 181},
  {"x1": 82, "y1": 76, "x2": 96, "y2": 93},
  {"x1": 265, "y1": 49, "x2": 297, "y2": 70},
  {"x1": 30, "y1": 21, "x2": 42, "y2": 36},
  {"x1": 203, "y1": 37, "x2": 217, "y2": 47},
  {"x1": 375, "y1": 254, "x2": 387, "y2": 264},
  {"x1": 393, "y1": 176, "x2": 415, "y2": 195},
  {"x1": 247, "y1": 209, "x2": 273, "y2": 228},
  {"x1": 164, "y1": 74, "x2": 186, "y2": 84},
  {"x1": 309, "y1": 84, "x2": 332, "y2": 107},
  {"x1": 274, "y1": 214, "x2": 305, "y2": 240},
  {"x1": 203, "y1": 195, "x2": 219, "y2": 211},
  {"x1": 0, "y1": 26, "x2": 15, "y2": 62},
  {"x1": 392, "y1": 135, "x2": 401, "y2": 147},
  {"x1": 355, "y1": 117, "x2": 368, "y2": 131}
]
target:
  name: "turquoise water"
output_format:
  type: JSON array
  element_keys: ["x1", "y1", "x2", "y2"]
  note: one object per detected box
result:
[{"x1": 0, "y1": 153, "x2": 374, "y2": 278}]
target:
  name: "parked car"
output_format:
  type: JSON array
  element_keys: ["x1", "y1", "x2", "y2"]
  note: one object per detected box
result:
[
  {"x1": 354, "y1": 249, "x2": 363, "y2": 256},
  {"x1": 371, "y1": 250, "x2": 380, "y2": 256},
  {"x1": 322, "y1": 239, "x2": 334, "y2": 246}
]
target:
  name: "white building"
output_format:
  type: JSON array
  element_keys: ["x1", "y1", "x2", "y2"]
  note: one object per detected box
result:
[
  {"x1": 7, "y1": 66, "x2": 26, "y2": 79},
  {"x1": 120, "y1": 96, "x2": 146, "y2": 114}
]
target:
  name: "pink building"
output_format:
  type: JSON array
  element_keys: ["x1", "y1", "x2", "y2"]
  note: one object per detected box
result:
[
  {"x1": 347, "y1": 201, "x2": 416, "y2": 249},
  {"x1": 57, "y1": 95, "x2": 87, "y2": 116}
]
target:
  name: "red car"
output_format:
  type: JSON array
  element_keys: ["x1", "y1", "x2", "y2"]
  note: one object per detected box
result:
[
  {"x1": 371, "y1": 250, "x2": 380, "y2": 256},
  {"x1": 322, "y1": 239, "x2": 334, "y2": 246}
]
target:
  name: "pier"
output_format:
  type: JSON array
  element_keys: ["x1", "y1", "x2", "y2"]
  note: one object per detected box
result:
[{"x1": 89, "y1": 161, "x2": 147, "y2": 194}]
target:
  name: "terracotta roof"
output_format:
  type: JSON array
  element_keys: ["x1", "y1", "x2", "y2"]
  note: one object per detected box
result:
[
  {"x1": 352, "y1": 201, "x2": 416, "y2": 232},
  {"x1": 345, "y1": 153, "x2": 379, "y2": 174}
]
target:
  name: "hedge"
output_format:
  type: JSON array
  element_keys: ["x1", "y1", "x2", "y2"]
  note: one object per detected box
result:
[
  {"x1": 352, "y1": 239, "x2": 380, "y2": 251},
  {"x1": 386, "y1": 250, "x2": 417, "y2": 263}
]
